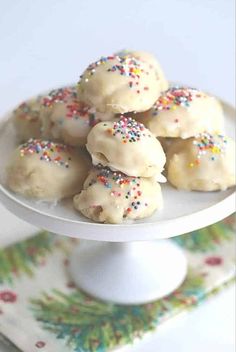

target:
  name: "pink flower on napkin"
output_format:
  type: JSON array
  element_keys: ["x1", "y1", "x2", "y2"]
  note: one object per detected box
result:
[
  {"x1": 0, "y1": 290, "x2": 17, "y2": 303},
  {"x1": 35, "y1": 341, "x2": 46, "y2": 348},
  {"x1": 205, "y1": 256, "x2": 223, "y2": 266}
]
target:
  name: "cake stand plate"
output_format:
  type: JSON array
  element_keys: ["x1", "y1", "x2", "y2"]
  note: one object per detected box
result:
[{"x1": 0, "y1": 98, "x2": 235, "y2": 304}]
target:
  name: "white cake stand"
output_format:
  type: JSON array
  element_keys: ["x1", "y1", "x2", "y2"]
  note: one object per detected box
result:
[{"x1": 0, "y1": 100, "x2": 235, "y2": 305}]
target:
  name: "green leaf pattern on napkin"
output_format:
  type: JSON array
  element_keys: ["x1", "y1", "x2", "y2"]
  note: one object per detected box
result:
[{"x1": 30, "y1": 273, "x2": 205, "y2": 352}]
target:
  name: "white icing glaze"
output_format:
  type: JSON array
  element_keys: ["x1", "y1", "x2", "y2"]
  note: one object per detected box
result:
[
  {"x1": 13, "y1": 96, "x2": 42, "y2": 141},
  {"x1": 6, "y1": 139, "x2": 90, "y2": 200},
  {"x1": 116, "y1": 49, "x2": 169, "y2": 91},
  {"x1": 40, "y1": 87, "x2": 103, "y2": 146},
  {"x1": 167, "y1": 133, "x2": 235, "y2": 191},
  {"x1": 73, "y1": 166, "x2": 163, "y2": 224},
  {"x1": 134, "y1": 86, "x2": 224, "y2": 138},
  {"x1": 78, "y1": 55, "x2": 163, "y2": 114},
  {"x1": 86, "y1": 117, "x2": 166, "y2": 177}
]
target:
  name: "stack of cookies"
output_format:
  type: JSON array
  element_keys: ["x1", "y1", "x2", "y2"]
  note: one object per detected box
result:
[{"x1": 6, "y1": 50, "x2": 235, "y2": 223}]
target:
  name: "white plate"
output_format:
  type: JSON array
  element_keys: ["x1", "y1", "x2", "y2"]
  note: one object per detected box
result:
[{"x1": 0, "y1": 100, "x2": 235, "y2": 242}]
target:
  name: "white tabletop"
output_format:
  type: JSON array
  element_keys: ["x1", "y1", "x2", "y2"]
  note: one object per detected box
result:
[{"x1": 0, "y1": 0, "x2": 235, "y2": 351}]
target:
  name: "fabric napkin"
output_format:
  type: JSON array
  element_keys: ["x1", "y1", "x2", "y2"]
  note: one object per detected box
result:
[{"x1": 0, "y1": 214, "x2": 235, "y2": 352}]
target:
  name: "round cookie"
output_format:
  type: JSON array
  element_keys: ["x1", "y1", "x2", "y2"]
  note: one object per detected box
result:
[
  {"x1": 73, "y1": 166, "x2": 163, "y2": 224},
  {"x1": 78, "y1": 54, "x2": 163, "y2": 114},
  {"x1": 166, "y1": 133, "x2": 235, "y2": 191},
  {"x1": 116, "y1": 49, "x2": 168, "y2": 91},
  {"x1": 86, "y1": 116, "x2": 166, "y2": 177},
  {"x1": 13, "y1": 96, "x2": 42, "y2": 141},
  {"x1": 134, "y1": 86, "x2": 224, "y2": 138},
  {"x1": 40, "y1": 86, "x2": 103, "y2": 146},
  {"x1": 6, "y1": 139, "x2": 90, "y2": 200}
]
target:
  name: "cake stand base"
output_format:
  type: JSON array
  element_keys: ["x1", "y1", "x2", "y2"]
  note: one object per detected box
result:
[{"x1": 69, "y1": 239, "x2": 187, "y2": 305}]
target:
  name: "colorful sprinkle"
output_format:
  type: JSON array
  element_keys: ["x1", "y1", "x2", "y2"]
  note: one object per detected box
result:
[
  {"x1": 78, "y1": 55, "x2": 152, "y2": 92},
  {"x1": 42, "y1": 87, "x2": 100, "y2": 129},
  {"x1": 108, "y1": 116, "x2": 150, "y2": 143},
  {"x1": 42, "y1": 87, "x2": 77, "y2": 108},
  {"x1": 65, "y1": 101, "x2": 100, "y2": 127},
  {"x1": 152, "y1": 86, "x2": 206, "y2": 117},
  {"x1": 19, "y1": 139, "x2": 73, "y2": 168},
  {"x1": 189, "y1": 132, "x2": 228, "y2": 167},
  {"x1": 89, "y1": 166, "x2": 145, "y2": 215},
  {"x1": 107, "y1": 56, "x2": 143, "y2": 79}
]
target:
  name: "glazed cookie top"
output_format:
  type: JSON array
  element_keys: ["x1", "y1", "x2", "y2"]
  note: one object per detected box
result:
[
  {"x1": 7, "y1": 138, "x2": 90, "y2": 200},
  {"x1": 13, "y1": 96, "x2": 42, "y2": 122},
  {"x1": 13, "y1": 96, "x2": 43, "y2": 141},
  {"x1": 151, "y1": 86, "x2": 205, "y2": 116},
  {"x1": 166, "y1": 132, "x2": 235, "y2": 191},
  {"x1": 135, "y1": 86, "x2": 224, "y2": 138},
  {"x1": 116, "y1": 49, "x2": 169, "y2": 91},
  {"x1": 77, "y1": 54, "x2": 162, "y2": 114},
  {"x1": 85, "y1": 166, "x2": 147, "y2": 216},
  {"x1": 19, "y1": 138, "x2": 76, "y2": 169},
  {"x1": 13, "y1": 101, "x2": 40, "y2": 120},
  {"x1": 74, "y1": 165, "x2": 163, "y2": 223},
  {"x1": 167, "y1": 132, "x2": 231, "y2": 168},
  {"x1": 86, "y1": 116, "x2": 166, "y2": 177},
  {"x1": 41, "y1": 86, "x2": 77, "y2": 109},
  {"x1": 188, "y1": 132, "x2": 229, "y2": 168},
  {"x1": 40, "y1": 86, "x2": 103, "y2": 145}
]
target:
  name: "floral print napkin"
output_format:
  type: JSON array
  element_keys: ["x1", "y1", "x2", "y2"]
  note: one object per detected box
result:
[{"x1": 0, "y1": 215, "x2": 235, "y2": 352}]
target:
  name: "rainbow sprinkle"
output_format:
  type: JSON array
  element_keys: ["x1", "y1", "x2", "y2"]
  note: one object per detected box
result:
[
  {"x1": 89, "y1": 166, "x2": 147, "y2": 216},
  {"x1": 152, "y1": 86, "x2": 205, "y2": 116},
  {"x1": 42, "y1": 87, "x2": 100, "y2": 128},
  {"x1": 19, "y1": 139, "x2": 73, "y2": 168},
  {"x1": 189, "y1": 132, "x2": 228, "y2": 167},
  {"x1": 65, "y1": 101, "x2": 100, "y2": 127},
  {"x1": 107, "y1": 56, "x2": 143, "y2": 78},
  {"x1": 107, "y1": 117, "x2": 150, "y2": 143},
  {"x1": 78, "y1": 55, "x2": 151, "y2": 93},
  {"x1": 42, "y1": 87, "x2": 77, "y2": 108}
]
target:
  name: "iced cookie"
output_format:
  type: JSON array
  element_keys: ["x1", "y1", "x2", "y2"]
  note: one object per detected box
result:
[
  {"x1": 134, "y1": 86, "x2": 224, "y2": 138},
  {"x1": 167, "y1": 133, "x2": 235, "y2": 191},
  {"x1": 116, "y1": 49, "x2": 168, "y2": 91},
  {"x1": 86, "y1": 116, "x2": 166, "y2": 177},
  {"x1": 13, "y1": 97, "x2": 42, "y2": 141},
  {"x1": 40, "y1": 86, "x2": 103, "y2": 146},
  {"x1": 78, "y1": 54, "x2": 163, "y2": 114},
  {"x1": 6, "y1": 139, "x2": 90, "y2": 200},
  {"x1": 73, "y1": 166, "x2": 163, "y2": 224}
]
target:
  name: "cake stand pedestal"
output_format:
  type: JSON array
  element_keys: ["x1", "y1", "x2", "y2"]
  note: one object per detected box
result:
[{"x1": 69, "y1": 239, "x2": 187, "y2": 304}]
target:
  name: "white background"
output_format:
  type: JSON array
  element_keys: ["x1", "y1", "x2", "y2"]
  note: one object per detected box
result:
[{"x1": 0, "y1": 0, "x2": 235, "y2": 351}]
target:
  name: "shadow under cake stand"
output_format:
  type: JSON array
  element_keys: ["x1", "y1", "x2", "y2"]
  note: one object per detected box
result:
[{"x1": 0, "y1": 100, "x2": 235, "y2": 305}]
